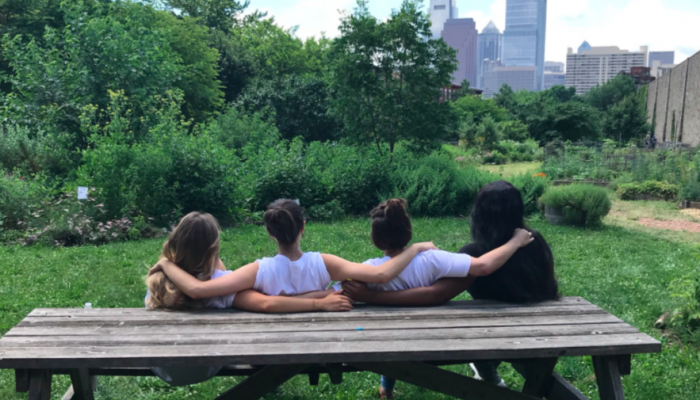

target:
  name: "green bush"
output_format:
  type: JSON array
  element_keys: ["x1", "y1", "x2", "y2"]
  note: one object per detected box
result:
[
  {"x1": 483, "y1": 150, "x2": 507, "y2": 165},
  {"x1": 540, "y1": 184, "x2": 611, "y2": 226},
  {"x1": 668, "y1": 247, "x2": 700, "y2": 343},
  {"x1": 0, "y1": 172, "x2": 49, "y2": 231},
  {"x1": 682, "y1": 181, "x2": 700, "y2": 202},
  {"x1": 392, "y1": 152, "x2": 492, "y2": 217},
  {"x1": 511, "y1": 173, "x2": 550, "y2": 216},
  {"x1": 616, "y1": 181, "x2": 679, "y2": 201}
]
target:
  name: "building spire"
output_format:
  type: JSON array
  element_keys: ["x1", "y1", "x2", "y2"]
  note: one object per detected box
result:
[{"x1": 482, "y1": 20, "x2": 500, "y2": 33}]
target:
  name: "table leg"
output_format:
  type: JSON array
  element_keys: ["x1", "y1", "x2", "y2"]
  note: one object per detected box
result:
[
  {"x1": 16, "y1": 369, "x2": 29, "y2": 393},
  {"x1": 69, "y1": 369, "x2": 96, "y2": 400},
  {"x1": 327, "y1": 363, "x2": 343, "y2": 385},
  {"x1": 592, "y1": 356, "x2": 625, "y2": 400},
  {"x1": 350, "y1": 362, "x2": 540, "y2": 400},
  {"x1": 28, "y1": 370, "x2": 52, "y2": 400},
  {"x1": 521, "y1": 358, "x2": 558, "y2": 398},
  {"x1": 214, "y1": 364, "x2": 309, "y2": 400},
  {"x1": 546, "y1": 372, "x2": 589, "y2": 400}
]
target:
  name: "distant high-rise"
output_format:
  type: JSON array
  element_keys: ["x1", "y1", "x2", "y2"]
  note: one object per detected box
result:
[
  {"x1": 544, "y1": 61, "x2": 564, "y2": 73},
  {"x1": 477, "y1": 21, "x2": 503, "y2": 88},
  {"x1": 566, "y1": 45, "x2": 648, "y2": 94},
  {"x1": 428, "y1": 0, "x2": 459, "y2": 38},
  {"x1": 483, "y1": 65, "x2": 538, "y2": 98},
  {"x1": 543, "y1": 61, "x2": 565, "y2": 89},
  {"x1": 578, "y1": 41, "x2": 592, "y2": 54},
  {"x1": 502, "y1": 0, "x2": 547, "y2": 91},
  {"x1": 648, "y1": 51, "x2": 675, "y2": 68},
  {"x1": 442, "y1": 19, "x2": 479, "y2": 86}
]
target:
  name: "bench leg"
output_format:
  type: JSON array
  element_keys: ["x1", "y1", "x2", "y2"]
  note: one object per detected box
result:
[
  {"x1": 69, "y1": 369, "x2": 96, "y2": 400},
  {"x1": 215, "y1": 364, "x2": 309, "y2": 400},
  {"x1": 350, "y1": 361, "x2": 540, "y2": 400},
  {"x1": 327, "y1": 363, "x2": 343, "y2": 385},
  {"x1": 546, "y1": 372, "x2": 590, "y2": 400},
  {"x1": 16, "y1": 369, "x2": 30, "y2": 393},
  {"x1": 28, "y1": 370, "x2": 52, "y2": 400},
  {"x1": 592, "y1": 356, "x2": 625, "y2": 400},
  {"x1": 521, "y1": 358, "x2": 559, "y2": 398}
]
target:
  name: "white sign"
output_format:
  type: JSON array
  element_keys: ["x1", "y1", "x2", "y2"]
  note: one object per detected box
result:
[{"x1": 78, "y1": 187, "x2": 89, "y2": 200}]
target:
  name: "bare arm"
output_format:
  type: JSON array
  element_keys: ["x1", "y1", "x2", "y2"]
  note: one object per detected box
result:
[
  {"x1": 232, "y1": 290, "x2": 353, "y2": 313},
  {"x1": 468, "y1": 229, "x2": 533, "y2": 277},
  {"x1": 342, "y1": 278, "x2": 474, "y2": 306},
  {"x1": 322, "y1": 242, "x2": 437, "y2": 284},
  {"x1": 292, "y1": 289, "x2": 336, "y2": 299},
  {"x1": 157, "y1": 259, "x2": 259, "y2": 299}
]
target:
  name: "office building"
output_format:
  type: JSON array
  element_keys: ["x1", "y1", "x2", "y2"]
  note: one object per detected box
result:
[
  {"x1": 544, "y1": 61, "x2": 564, "y2": 73},
  {"x1": 648, "y1": 51, "x2": 674, "y2": 68},
  {"x1": 428, "y1": 0, "x2": 458, "y2": 38},
  {"x1": 502, "y1": 0, "x2": 547, "y2": 91},
  {"x1": 578, "y1": 41, "x2": 592, "y2": 54},
  {"x1": 476, "y1": 21, "x2": 503, "y2": 88},
  {"x1": 544, "y1": 72, "x2": 566, "y2": 89},
  {"x1": 442, "y1": 19, "x2": 479, "y2": 86},
  {"x1": 650, "y1": 60, "x2": 675, "y2": 78},
  {"x1": 565, "y1": 45, "x2": 648, "y2": 95},
  {"x1": 483, "y1": 65, "x2": 537, "y2": 98}
]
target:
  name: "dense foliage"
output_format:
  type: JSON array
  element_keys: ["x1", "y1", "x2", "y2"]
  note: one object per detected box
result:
[
  {"x1": 616, "y1": 181, "x2": 680, "y2": 201},
  {"x1": 540, "y1": 184, "x2": 611, "y2": 227}
]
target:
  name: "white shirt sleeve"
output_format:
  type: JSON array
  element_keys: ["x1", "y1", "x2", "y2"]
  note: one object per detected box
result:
[{"x1": 425, "y1": 250, "x2": 471, "y2": 280}]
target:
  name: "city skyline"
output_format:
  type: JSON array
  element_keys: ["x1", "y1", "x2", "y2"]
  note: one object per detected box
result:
[{"x1": 246, "y1": 0, "x2": 699, "y2": 65}]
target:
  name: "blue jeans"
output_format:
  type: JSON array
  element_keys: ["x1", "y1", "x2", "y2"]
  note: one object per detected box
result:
[{"x1": 380, "y1": 375, "x2": 396, "y2": 392}]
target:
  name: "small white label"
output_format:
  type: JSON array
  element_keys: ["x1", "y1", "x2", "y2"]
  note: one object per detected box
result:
[{"x1": 78, "y1": 187, "x2": 88, "y2": 200}]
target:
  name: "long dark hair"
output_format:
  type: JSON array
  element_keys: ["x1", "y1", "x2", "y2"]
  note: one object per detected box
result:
[{"x1": 464, "y1": 181, "x2": 559, "y2": 303}]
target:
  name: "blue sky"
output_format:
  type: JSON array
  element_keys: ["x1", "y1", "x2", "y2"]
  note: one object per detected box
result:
[{"x1": 247, "y1": 0, "x2": 700, "y2": 64}]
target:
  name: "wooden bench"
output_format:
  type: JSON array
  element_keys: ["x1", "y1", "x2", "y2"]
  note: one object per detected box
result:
[{"x1": 0, "y1": 297, "x2": 661, "y2": 400}]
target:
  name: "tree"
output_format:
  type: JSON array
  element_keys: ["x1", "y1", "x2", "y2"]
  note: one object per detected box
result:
[
  {"x1": 584, "y1": 74, "x2": 637, "y2": 112},
  {"x1": 498, "y1": 120, "x2": 529, "y2": 142},
  {"x1": 493, "y1": 84, "x2": 515, "y2": 111},
  {"x1": 602, "y1": 93, "x2": 649, "y2": 143},
  {"x1": 163, "y1": 0, "x2": 249, "y2": 32},
  {"x1": 329, "y1": 0, "x2": 458, "y2": 159},
  {"x1": 236, "y1": 75, "x2": 340, "y2": 142},
  {"x1": 452, "y1": 95, "x2": 508, "y2": 126},
  {"x1": 476, "y1": 115, "x2": 500, "y2": 150}
]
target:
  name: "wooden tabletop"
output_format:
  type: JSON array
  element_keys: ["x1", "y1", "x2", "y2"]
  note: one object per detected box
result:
[{"x1": 0, "y1": 297, "x2": 661, "y2": 370}]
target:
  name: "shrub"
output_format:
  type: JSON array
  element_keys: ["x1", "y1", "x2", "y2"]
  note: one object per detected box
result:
[
  {"x1": 682, "y1": 181, "x2": 700, "y2": 202},
  {"x1": 511, "y1": 173, "x2": 550, "y2": 216},
  {"x1": 616, "y1": 181, "x2": 679, "y2": 201},
  {"x1": 483, "y1": 150, "x2": 507, "y2": 165},
  {"x1": 392, "y1": 152, "x2": 492, "y2": 217},
  {"x1": 668, "y1": 247, "x2": 700, "y2": 343},
  {"x1": 540, "y1": 184, "x2": 611, "y2": 226},
  {"x1": 0, "y1": 172, "x2": 49, "y2": 231}
]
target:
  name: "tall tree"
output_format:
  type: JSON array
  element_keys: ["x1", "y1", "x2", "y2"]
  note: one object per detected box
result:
[
  {"x1": 329, "y1": 0, "x2": 457, "y2": 159},
  {"x1": 163, "y1": 0, "x2": 248, "y2": 32},
  {"x1": 602, "y1": 93, "x2": 649, "y2": 143},
  {"x1": 584, "y1": 74, "x2": 637, "y2": 112}
]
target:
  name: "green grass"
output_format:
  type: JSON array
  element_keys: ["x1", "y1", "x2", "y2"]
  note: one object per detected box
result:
[
  {"x1": 479, "y1": 161, "x2": 542, "y2": 178},
  {"x1": 1, "y1": 219, "x2": 700, "y2": 400}
]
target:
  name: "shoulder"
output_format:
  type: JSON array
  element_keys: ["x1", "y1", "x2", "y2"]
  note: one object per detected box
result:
[
  {"x1": 211, "y1": 270, "x2": 232, "y2": 279},
  {"x1": 363, "y1": 256, "x2": 390, "y2": 266}
]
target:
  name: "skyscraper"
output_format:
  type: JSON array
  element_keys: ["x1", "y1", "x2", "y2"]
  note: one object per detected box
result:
[
  {"x1": 648, "y1": 51, "x2": 675, "y2": 67},
  {"x1": 428, "y1": 0, "x2": 458, "y2": 38},
  {"x1": 566, "y1": 46, "x2": 648, "y2": 95},
  {"x1": 477, "y1": 21, "x2": 503, "y2": 88},
  {"x1": 502, "y1": 0, "x2": 547, "y2": 91},
  {"x1": 442, "y1": 19, "x2": 479, "y2": 86},
  {"x1": 578, "y1": 41, "x2": 592, "y2": 54}
]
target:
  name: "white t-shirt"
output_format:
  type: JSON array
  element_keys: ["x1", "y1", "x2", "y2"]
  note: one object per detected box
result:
[
  {"x1": 334, "y1": 250, "x2": 471, "y2": 291},
  {"x1": 144, "y1": 269, "x2": 236, "y2": 309},
  {"x1": 254, "y1": 252, "x2": 332, "y2": 296}
]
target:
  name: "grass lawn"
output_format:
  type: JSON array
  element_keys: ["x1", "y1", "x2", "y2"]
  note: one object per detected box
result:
[
  {"x1": 479, "y1": 161, "x2": 543, "y2": 178},
  {"x1": 1, "y1": 218, "x2": 700, "y2": 399}
]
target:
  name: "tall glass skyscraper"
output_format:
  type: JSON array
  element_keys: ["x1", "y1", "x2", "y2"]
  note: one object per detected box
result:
[
  {"x1": 428, "y1": 0, "x2": 459, "y2": 38},
  {"x1": 502, "y1": 0, "x2": 547, "y2": 91},
  {"x1": 477, "y1": 21, "x2": 503, "y2": 89}
]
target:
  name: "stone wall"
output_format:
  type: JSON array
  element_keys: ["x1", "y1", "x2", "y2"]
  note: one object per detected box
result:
[{"x1": 647, "y1": 50, "x2": 700, "y2": 146}]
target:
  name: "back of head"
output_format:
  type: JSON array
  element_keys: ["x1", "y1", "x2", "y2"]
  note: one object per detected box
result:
[
  {"x1": 470, "y1": 181, "x2": 525, "y2": 248},
  {"x1": 147, "y1": 212, "x2": 220, "y2": 310},
  {"x1": 264, "y1": 199, "x2": 305, "y2": 246},
  {"x1": 371, "y1": 199, "x2": 412, "y2": 251}
]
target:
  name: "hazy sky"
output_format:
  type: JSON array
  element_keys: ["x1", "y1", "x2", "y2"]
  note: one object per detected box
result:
[{"x1": 247, "y1": 0, "x2": 699, "y2": 64}]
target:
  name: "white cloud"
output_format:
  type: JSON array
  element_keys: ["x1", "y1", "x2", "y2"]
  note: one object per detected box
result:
[
  {"x1": 254, "y1": 0, "x2": 355, "y2": 39},
  {"x1": 546, "y1": 0, "x2": 700, "y2": 64},
  {"x1": 461, "y1": 0, "x2": 505, "y2": 31}
]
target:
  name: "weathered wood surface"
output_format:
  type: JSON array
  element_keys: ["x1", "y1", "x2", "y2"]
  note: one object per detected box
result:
[{"x1": 0, "y1": 298, "x2": 660, "y2": 370}]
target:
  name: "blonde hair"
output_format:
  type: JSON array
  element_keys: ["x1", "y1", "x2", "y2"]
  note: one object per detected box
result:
[{"x1": 146, "y1": 212, "x2": 221, "y2": 310}]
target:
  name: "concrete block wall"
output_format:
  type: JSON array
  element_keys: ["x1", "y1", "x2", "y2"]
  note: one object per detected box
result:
[
  {"x1": 683, "y1": 52, "x2": 700, "y2": 147},
  {"x1": 647, "y1": 50, "x2": 700, "y2": 147}
]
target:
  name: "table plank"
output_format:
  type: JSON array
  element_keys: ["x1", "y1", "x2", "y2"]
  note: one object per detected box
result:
[
  {"x1": 0, "y1": 334, "x2": 661, "y2": 369},
  {"x1": 0, "y1": 324, "x2": 640, "y2": 348},
  {"x1": 7, "y1": 314, "x2": 622, "y2": 337}
]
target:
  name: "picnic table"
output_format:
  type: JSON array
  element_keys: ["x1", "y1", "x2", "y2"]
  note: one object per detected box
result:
[{"x1": 0, "y1": 297, "x2": 660, "y2": 400}]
